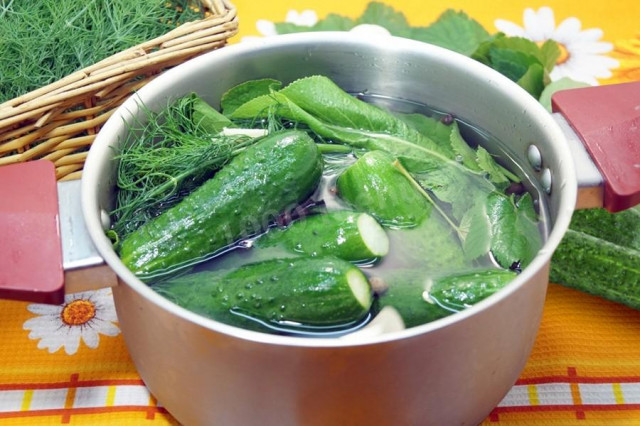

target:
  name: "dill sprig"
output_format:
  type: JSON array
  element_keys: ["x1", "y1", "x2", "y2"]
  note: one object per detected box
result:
[
  {"x1": 0, "y1": 0, "x2": 205, "y2": 103},
  {"x1": 111, "y1": 95, "x2": 255, "y2": 240}
]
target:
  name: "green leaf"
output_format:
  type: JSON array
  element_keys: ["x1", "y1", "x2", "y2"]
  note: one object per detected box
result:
[
  {"x1": 476, "y1": 146, "x2": 513, "y2": 184},
  {"x1": 221, "y1": 78, "x2": 282, "y2": 116},
  {"x1": 472, "y1": 36, "x2": 548, "y2": 98},
  {"x1": 539, "y1": 39, "x2": 561, "y2": 72},
  {"x1": 489, "y1": 47, "x2": 538, "y2": 81},
  {"x1": 231, "y1": 76, "x2": 450, "y2": 156},
  {"x1": 275, "y1": 14, "x2": 356, "y2": 33},
  {"x1": 474, "y1": 35, "x2": 548, "y2": 65},
  {"x1": 190, "y1": 94, "x2": 232, "y2": 134},
  {"x1": 411, "y1": 9, "x2": 491, "y2": 56},
  {"x1": 484, "y1": 192, "x2": 542, "y2": 268},
  {"x1": 356, "y1": 1, "x2": 412, "y2": 37},
  {"x1": 449, "y1": 121, "x2": 481, "y2": 171},
  {"x1": 459, "y1": 200, "x2": 491, "y2": 261},
  {"x1": 395, "y1": 112, "x2": 456, "y2": 158},
  {"x1": 516, "y1": 63, "x2": 546, "y2": 98},
  {"x1": 405, "y1": 160, "x2": 495, "y2": 222},
  {"x1": 538, "y1": 77, "x2": 591, "y2": 112}
]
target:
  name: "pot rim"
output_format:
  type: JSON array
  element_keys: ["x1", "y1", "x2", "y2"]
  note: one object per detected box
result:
[{"x1": 82, "y1": 32, "x2": 577, "y2": 348}]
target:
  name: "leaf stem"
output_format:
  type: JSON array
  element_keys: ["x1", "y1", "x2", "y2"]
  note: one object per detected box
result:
[{"x1": 392, "y1": 159, "x2": 463, "y2": 239}]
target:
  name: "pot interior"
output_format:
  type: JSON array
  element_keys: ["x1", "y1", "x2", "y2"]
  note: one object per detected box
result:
[{"x1": 83, "y1": 32, "x2": 577, "y2": 340}]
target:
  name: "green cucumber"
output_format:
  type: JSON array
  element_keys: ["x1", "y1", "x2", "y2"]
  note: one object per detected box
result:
[
  {"x1": 374, "y1": 268, "x2": 516, "y2": 326},
  {"x1": 255, "y1": 211, "x2": 389, "y2": 262},
  {"x1": 119, "y1": 130, "x2": 323, "y2": 279},
  {"x1": 425, "y1": 269, "x2": 517, "y2": 311},
  {"x1": 155, "y1": 256, "x2": 373, "y2": 331},
  {"x1": 383, "y1": 218, "x2": 466, "y2": 271},
  {"x1": 372, "y1": 271, "x2": 454, "y2": 328},
  {"x1": 336, "y1": 150, "x2": 432, "y2": 228},
  {"x1": 550, "y1": 207, "x2": 640, "y2": 310}
]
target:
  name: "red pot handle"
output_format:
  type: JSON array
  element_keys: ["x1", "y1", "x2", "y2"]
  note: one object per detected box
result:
[
  {"x1": 552, "y1": 81, "x2": 640, "y2": 212},
  {"x1": 0, "y1": 160, "x2": 64, "y2": 304}
]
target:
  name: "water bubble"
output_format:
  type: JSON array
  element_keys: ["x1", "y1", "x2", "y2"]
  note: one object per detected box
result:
[
  {"x1": 245, "y1": 283, "x2": 253, "y2": 290},
  {"x1": 280, "y1": 305, "x2": 286, "y2": 311},
  {"x1": 270, "y1": 275, "x2": 279, "y2": 282}
]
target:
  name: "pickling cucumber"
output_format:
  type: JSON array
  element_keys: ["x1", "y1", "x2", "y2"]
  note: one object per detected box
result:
[
  {"x1": 255, "y1": 211, "x2": 389, "y2": 262},
  {"x1": 372, "y1": 271, "x2": 453, "y2": 328},
  {"x1": 119, "y1": 130, "x2": 323, "y2": 279},
  {"x1": 155, "y1": 256, "x2": 373, "y2": 331},
  {"x1": 424, "y1": 268, "x2": 517, "y2": 311},
  {"x1": 374, "y1": 268, "x2": 516, "y2": 326},
  {"x1": 336, "y1": 150, "x2": 432, "y2": 228}
]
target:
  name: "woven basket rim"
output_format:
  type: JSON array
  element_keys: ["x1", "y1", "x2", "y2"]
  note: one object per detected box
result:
[
  {"x1": 0, "y1": 0, "x2": 237, "y2": 113},
  {"x1": 0, "y1": 0, "x2": 238, "y2": 181}
]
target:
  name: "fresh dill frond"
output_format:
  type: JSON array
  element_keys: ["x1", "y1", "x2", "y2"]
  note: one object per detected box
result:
[
  {"x1": 0, "y1": 0, "x2": 205, "y2": 103},
  {"x1": 111, "y1": 95, "x2": 256, "y2": 239}
]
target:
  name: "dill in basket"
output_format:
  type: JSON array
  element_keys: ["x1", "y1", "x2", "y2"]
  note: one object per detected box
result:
[
  {"x1": 110, "y1": 94, "x2": 257, "y2": 241},
  {"x1": 0, "y1": 0, "x2": 205, "y2": 103}
]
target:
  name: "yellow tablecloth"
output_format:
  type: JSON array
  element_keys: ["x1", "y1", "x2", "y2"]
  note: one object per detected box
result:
[{"x1": 2, "y1": 1, "x2": 640, "y2": 424}]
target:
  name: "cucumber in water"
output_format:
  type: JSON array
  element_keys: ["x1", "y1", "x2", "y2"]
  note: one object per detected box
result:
[
  {"x1": 155, "y1": 256, "x2": 373, "y2": 332},
  {"x1": 255, "y1": 211, "x2": 389, "y2": 262},
  {"x1": 119, "y1": 130, "x2": 323, "y2": 279},
  {"x1": 336, "y1": 150, "x2": 432, "y2": 228},
  {"x1": 373, "y1": 273, "x2": 453, "y2": 328},
  {"x1": 374, "y1": 268, "x2": 517, "y2": 327},
  {"x1": 425, "y1": 269, "x2": 518, "y2": 311}
]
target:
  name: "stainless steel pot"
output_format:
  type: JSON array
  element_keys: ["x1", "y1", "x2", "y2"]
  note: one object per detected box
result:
[{"x1": 4, "y1": 32, "x2": 640, "y2": 425}]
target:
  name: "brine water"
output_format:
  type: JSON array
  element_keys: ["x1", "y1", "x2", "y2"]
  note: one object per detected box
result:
[{"x1": 153, "y1": 95, "x2": 550, "y2": 337}]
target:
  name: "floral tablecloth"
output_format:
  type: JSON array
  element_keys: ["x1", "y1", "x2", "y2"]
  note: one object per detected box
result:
[{"x1": 2, "y1": 1, "x2": 640, "y2": 424}]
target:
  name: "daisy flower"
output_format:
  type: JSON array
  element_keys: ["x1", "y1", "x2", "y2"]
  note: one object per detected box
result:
[
  {"x1": 495, "y1": 7, "x2": 619, "y2": 85},
  {"x1": 23, "y1": 288, "x2": 120, "y2": 355},
  {"x1": 243, "y1": 10, "x2": 319, "y2": 43},
  {"x1": 349, "y1": 24, "x2": 391, "y2": 38}
]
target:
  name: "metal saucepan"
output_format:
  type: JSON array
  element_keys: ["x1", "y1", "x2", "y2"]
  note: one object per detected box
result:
[{"x1": 4, "y1": 33, "x2": 640, "y2": 425}]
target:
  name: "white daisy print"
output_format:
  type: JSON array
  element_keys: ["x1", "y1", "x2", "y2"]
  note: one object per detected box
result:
[
  {"x1": 23, "y1": 288, "x2": 120, "y2": 355},
  {"x1": 284, "y1": 10, "x2": 318, "y2": 27},
  {"x1": 495, "y1": 7, "x2": 619, "y2": 85},
  {"x1": 349, "y1": 24, "x2": 391, "y2": 38},
  {"x1": 243, "y1": 10, "x2": 319, "y2": 43}
]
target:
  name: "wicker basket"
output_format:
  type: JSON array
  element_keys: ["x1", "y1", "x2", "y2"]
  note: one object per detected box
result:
[{"x1": 0, "y1": 0, "x2": 238, "y2": 181}]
